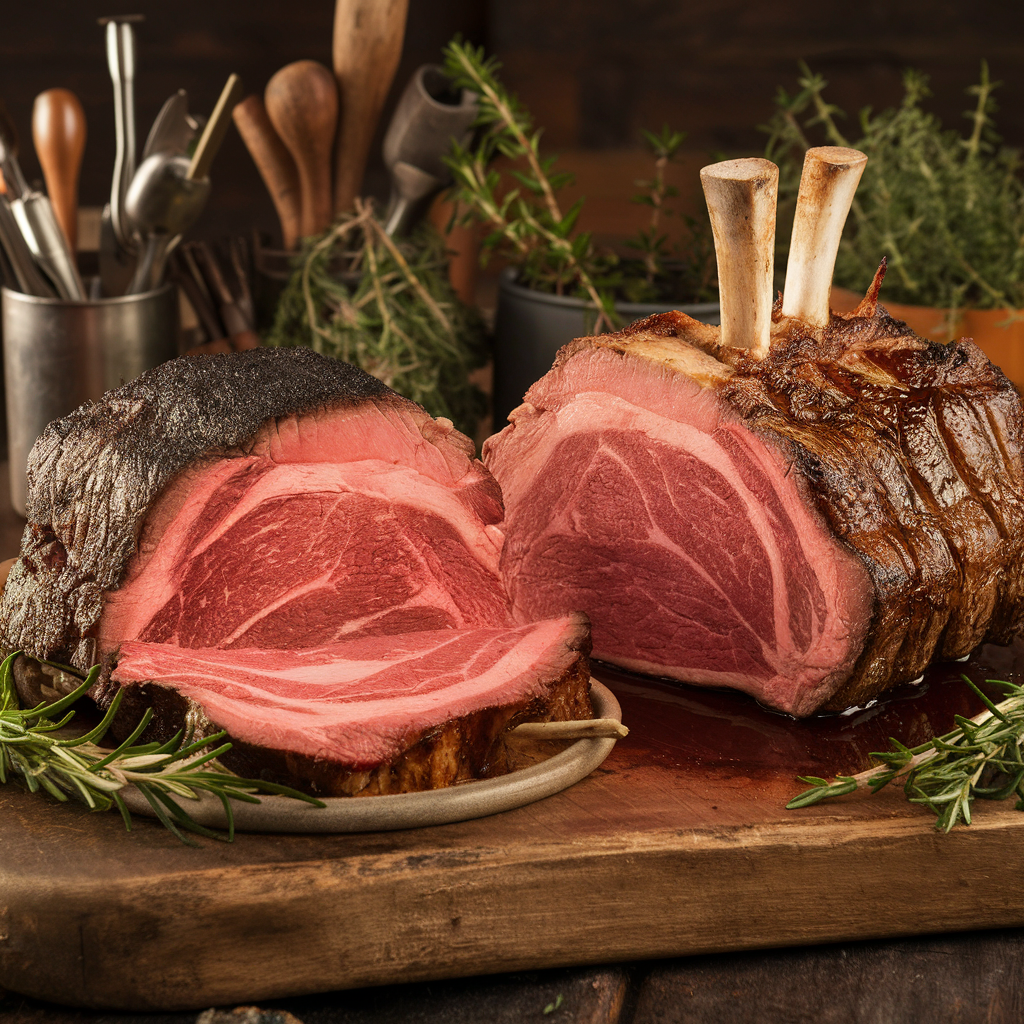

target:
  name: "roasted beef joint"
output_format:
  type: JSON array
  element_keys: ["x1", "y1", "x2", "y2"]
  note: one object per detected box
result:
[
  {"x1": 484, "y1": 147, "x2": 1024, "y2": 716},
  {"x1": 0, "y1": 347, "x2": 592, "y2": 793}
]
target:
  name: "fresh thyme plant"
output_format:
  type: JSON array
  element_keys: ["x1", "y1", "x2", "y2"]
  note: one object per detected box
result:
[
  {"x1": 266, "y1": 200, "x2": 489, "y2": 439},
  {"x1": 0, "y1": 652, "x2": 321, "y2": 845},
  {"x1": 788, "y1": 676, "x2": 1024, "y2": 831},
  {"x1": 621, "y1": 125, "x2": 717, "y2": 305},
  {"x1": 442, "y1": 40, "x2": 716, "y2": 329},
  {"x1": 765, "y1": 61, "x2": 1024, "y2": 312}
]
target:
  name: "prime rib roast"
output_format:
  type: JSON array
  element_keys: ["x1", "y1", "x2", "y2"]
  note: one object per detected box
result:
[
  {"x1": 0, "y1": 347, "x2": 592, "y2": 794},
  {"x1": 484, "y1": 147, "x2": 1024, "y2": 716}
]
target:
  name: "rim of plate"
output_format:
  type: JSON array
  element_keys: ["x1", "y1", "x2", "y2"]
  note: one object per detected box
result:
[{"x1": 120, "y1": 679, "x2": 622, "y2": 833}]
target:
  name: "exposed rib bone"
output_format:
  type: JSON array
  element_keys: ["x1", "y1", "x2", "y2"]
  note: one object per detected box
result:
[
  {"x1": 700, "y1": 158, "x2": 778, "y2": 359},
  {"x1": 782, "y1": 146, "x2": 868, "y2": 328}
]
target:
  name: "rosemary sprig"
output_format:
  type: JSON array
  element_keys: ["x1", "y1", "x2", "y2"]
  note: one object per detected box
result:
[
  {"x1": 266, "y1": 202, "x2": 488, "y2": 439},
  {"x1": 764, "y1": 61, "x2": 1024, "y2": 314},
  {"x1": 442, "y1": 38, "x2": 618, "y2": 332},
  {"x1": 0, "y1": 652, "x2": 323, "y2": 845},
  {"x1": 788, "y1": 676, "x2": 1024, "y2": 831}
]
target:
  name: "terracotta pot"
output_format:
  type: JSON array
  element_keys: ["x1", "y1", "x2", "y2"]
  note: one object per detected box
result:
[{"x1": 831, "y1": 286, "x2": 1024, "y2": 389}]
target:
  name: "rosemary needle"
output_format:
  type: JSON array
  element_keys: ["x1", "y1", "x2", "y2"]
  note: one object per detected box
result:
[
  {"x1": 0, "y1": 651, "x2": 323, "y2": 845},
  {"x1": 788, "y1": 676, "x2": 1024, "y2": 831}
]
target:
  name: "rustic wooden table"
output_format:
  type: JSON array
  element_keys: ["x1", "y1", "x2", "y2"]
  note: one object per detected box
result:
[{"x1": 0, "y1": 464, "x2": 1022, "y2": 1024}]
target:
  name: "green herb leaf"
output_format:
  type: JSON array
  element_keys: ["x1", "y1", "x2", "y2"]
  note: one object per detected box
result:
[{"x1": 0, "y1": 651, "x2": 324, "y2": 844}]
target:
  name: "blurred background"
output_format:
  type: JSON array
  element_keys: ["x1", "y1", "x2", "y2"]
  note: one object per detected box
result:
[{"x1": 2, "y1": 0, "x2": 1021, "y2": 248}]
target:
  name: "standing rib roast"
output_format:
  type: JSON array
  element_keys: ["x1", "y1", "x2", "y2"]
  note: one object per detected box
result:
[
  {"x1": 484, "y1": 147, "x2": 1024, "y2": 716},
  {"x1": 0, "y1": 348, "x2": 592, "y2": 794}
]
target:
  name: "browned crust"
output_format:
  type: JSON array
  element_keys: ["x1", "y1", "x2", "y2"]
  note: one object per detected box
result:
[
  {"x1": 545, "y1": 297, "x2": 1024, "y2": 712},
  {"x1": 107, "y1": 654, "x2": 593, "y2": 798}
]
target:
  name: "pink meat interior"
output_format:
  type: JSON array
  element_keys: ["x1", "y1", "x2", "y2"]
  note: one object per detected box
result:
[
  {"x1": 112, "y1": 617, "x2": 585, "y2": 767},
  {"x1": 99, "y1": 402, "x2": 510, "y2": 656},
  {"x1": 485, "y1": 346, "x2": 873, "y2": 716}
]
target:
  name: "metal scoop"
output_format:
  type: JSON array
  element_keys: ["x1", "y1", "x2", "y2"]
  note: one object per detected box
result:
[
  {"x1": 381, "y1": 64, "x2": 478, "y2": 236},
  {"x1": 124, "y1": 153, "x2": 209, "y2": 293}
]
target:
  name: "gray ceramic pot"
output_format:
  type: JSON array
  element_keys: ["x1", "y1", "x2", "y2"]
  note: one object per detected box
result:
[{"x1": 492, "y1": 268, "x2": 720, "y2": 426}]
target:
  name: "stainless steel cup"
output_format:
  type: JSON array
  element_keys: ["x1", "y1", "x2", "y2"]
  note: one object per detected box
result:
[{"x1": 2, "y1": 283, "x2": 179, "y2": 515}]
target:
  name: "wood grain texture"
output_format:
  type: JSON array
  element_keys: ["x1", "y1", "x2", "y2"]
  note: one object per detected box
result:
[
  {"x1": 632, "y1": 930, "x2": 1024, "y2": 1023},
  {"x1": 264, "y1": 62, "x2": 337, "y2": 238},
  {"x1": 31, "y1": 89, "x2": 86, "y2": 253},
  {"x1": 232, "y1": 95, "x2": 302, "y2": 250},
  {"x1": 331, "y1": 0, "x2": 409, "y2": 215},
  {"x1": 2, "y1": 718, "x2": 1024, "y2": 1011}
]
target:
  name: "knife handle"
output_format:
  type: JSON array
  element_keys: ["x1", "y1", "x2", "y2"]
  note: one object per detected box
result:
[
  {"x1": 233, "y1": 95, "x2": 302, "y2": 250},
  {"x1": 32, "y1": 89, "x2": 87, "y2": 254}
]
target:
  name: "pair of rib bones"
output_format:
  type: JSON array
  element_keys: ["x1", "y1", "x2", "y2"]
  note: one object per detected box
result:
[{"x1": 700, "y1": 146, "x2": 868, "y2": 359}]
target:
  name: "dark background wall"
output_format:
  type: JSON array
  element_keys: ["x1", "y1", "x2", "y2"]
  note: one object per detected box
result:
[{"x1": 1, "y1": 0, "x2": 1020, "y2": 245}]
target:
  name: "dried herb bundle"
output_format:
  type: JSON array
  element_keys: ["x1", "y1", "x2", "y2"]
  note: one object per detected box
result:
[
  {"x1": 765, "y1": 62, "x2": 1024, "y2": 311},
  {"x1": 266, "y1": 201, "x2": 488, "y2": 439},
  {"x1": 0, "y1": 652, "x2": 321, "y2": 844},
  {"x1": 788, "y1": 676, "x2": 1024, "y2": 831}
]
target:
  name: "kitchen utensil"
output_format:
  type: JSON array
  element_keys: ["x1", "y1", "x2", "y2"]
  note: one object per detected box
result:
[
  {"x1": 331, "y1": 0, "x2": 409, "y2": 215},
  {"x1": 2, "y1": 283, "x2": 178, "y2": 515},
  {"x1": 99, "y1": 15, "x2": 143, "y2": 249},
  {"x1": 0, "y1": 198, "x2": 56, "y2": 297},
  {"x1": 381, "y1": 64, "x2": 478, "y2": 236},
  {"x1": 187, "y1": 73, "x2": 243, "y2": 181},
  {"x1": 264, "y1": 62, "x2": 337, "y2": 239},
  {"x1": 0, "y1": 105, "x2": 30, "y2": 198},
  {"x1": 98, "y1": 204, "x2": 136, "y2": 297},
  {"x1": 168, "y1": 247, "x2": 223, "y2": 343},
  {"x1": 124, "y1": 154, "x2": 209, "y2": 294},
  {"x1": 232, "y1": 94, "x2": 302, "y2": 249},
  {"x1": 141, "y1": 89, "x2": 194, "y2": 161},
  {"x1": 10, "y1": 193, "x2": 86, "y2": 300},
  {"x1": 189, "y1": 241, "x2": 259, "y2": 350},
  {"x1": 31, "y1": 89, "x2": 87, "y2": 254},
  {"x1": 124, "y1": 74, "x2": 241, "y2": 294},
  {"x1": 228, "y1": 236, "x2": 255, "y2": 327}
]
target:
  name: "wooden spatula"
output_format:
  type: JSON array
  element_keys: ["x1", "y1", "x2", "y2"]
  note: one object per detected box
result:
[
  {"x1": 265, "y1": 61, "x2": 338, "y2": 239},
  {"x1": 31, "y1": 89, "x2": 87, "y2": 253},
  {"x1": 331, "y1": 0, "x2": 409, "y2": 216}
]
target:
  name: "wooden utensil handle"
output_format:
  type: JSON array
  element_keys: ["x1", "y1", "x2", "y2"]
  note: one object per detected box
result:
[
  {"x1": 233, "y1": 95, "x2": 302, "y2": 250},
  {"x1": 332, "y1": 0, "x2": 409, "y2": 215},
  {"x1": 188, "y1": 73, "x2": 244, "y2": 182},
  {"x1": 31, "y1": 89, "x2": 86, "y2": 253}
]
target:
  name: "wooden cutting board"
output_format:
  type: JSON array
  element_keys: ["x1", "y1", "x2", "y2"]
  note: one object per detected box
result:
[{"x1": 2, "y1": 643, "x2": 1024, "y2": 1011}]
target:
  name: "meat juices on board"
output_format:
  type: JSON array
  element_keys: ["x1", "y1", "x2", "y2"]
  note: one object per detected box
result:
[{"x1": 484, "y1": 148, "x2": 1024, "y2": 717}]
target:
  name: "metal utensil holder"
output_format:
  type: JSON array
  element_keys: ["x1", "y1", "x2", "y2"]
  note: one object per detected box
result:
[{"x1": 2, "y1": 283, "x2": 179, "y2": 515}]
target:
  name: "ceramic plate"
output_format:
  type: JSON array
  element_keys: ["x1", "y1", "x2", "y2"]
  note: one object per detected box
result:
[{"x1": 120, "y1": 680, "x2": 622, "y2": 833}]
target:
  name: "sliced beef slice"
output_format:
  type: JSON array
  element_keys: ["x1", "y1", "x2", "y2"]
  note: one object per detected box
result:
[{"x1": 110, "y1": 615, "x2": 593, "y2": 796}]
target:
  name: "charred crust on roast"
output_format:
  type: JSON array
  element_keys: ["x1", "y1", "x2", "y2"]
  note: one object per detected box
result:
[{"x1": 0, "y1": 348, "x2": 484, "y2": 669}]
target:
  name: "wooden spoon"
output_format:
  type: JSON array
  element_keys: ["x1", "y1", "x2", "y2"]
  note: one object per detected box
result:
[
  {"x1": 233, "y1": 94, "x2": 302, "y2": 250},
  {"x1": 331, "y1": 0, "x2": 409, "y2": 216},
  {"x1": 265, "y1": 61, "x2": 338, "y2": 239},
  {"x1": 32, "y1": 89, "x2": 87, "y2": 253}
]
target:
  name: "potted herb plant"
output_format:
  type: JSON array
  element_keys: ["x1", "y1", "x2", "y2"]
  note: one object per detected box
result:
[
  {"x1": 766, "y1": 62, "x2": 1024, "y2": 386},
  {"x1": 441, "y1": 42, "x2": 720, "y2": 424}
]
